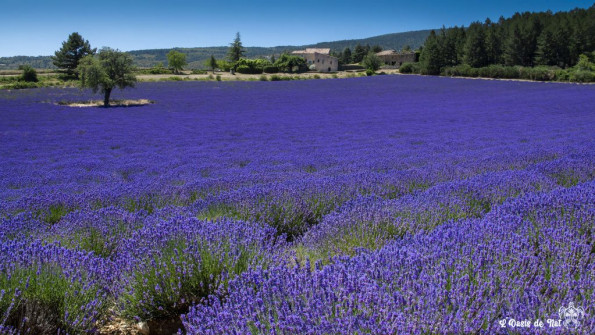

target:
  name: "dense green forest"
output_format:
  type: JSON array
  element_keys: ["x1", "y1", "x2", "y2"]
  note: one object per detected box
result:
[
  {"x1": 0, "y1": 30, "x2": 431, "y2": 70},
  {"x1": 415, "y1": 5, "x2": 595, "y2": 75}
]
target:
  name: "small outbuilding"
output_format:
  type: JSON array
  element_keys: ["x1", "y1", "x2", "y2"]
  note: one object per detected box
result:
[
  {"x1": 291, "y1": 48, "x2": 339, "y2": 72},
  {"x1": 376, "y1": 50, "x2": 416, "y2": 68}
]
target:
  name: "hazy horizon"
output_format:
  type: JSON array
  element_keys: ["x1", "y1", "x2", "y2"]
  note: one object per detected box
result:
[{"x1": 1, "y1": 0, "x2": 592, "y2": 57}]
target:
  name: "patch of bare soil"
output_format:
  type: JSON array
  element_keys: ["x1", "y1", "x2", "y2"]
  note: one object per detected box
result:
[{"x1": 58, "y1": 99, "x2": 154, "y2": 107}]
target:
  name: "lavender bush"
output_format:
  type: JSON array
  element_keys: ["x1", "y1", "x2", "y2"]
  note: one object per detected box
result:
[{"x1": 0, "y1": 76, "x2": 593, "y2": 333}]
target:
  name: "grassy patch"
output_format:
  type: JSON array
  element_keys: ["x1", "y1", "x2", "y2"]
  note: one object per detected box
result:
[
  {"x1": 38, "y1": 204, "x2": 72, "y2": 225},
  {"x1": 197, "y1": 203, "x2": 241, "y2": 221}
]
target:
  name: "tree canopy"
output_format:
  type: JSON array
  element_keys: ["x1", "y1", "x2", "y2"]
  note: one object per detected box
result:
[
  {"x1": 362, "y1": 51, "x2": 382, "y2": 72},
  {"x1": 78, "y1": 48, "x2": 137, "y2": 107},
  {"x1": 52, "y1": 32, "x2": 96, "y2": 78},
  {"x1": 206, "y1": 55, "x2": 218, "y2": 73},
  {"x1": 228, "y1": 32, "x2": 245, "y2": 64},
  {"x1": 341, "y1": 47, "x2": 352, "y2": 64},
  {"x1": 352, "y1": 44, "x2": 370, "y2": 63},
  {"x1": 167, "y1": 50, "x2": 187, "y2": 74},
  {"x1": 418, "y1": 5, "x2": 595, "y2": 74}
]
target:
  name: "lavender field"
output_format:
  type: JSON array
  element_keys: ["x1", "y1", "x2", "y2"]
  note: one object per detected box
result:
[{"x1": 1, "y1": 76, "x2": 594, "y2": 334}]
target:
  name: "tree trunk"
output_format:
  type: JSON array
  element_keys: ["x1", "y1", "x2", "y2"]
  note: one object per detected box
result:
[{"x1": 103, "y1": 88, "x2": 111, "y2": 107}]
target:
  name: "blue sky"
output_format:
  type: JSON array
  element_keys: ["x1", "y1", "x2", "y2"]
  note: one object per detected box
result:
[{"x1": 0, "y1": 0, "x2": 592, "y2": 57}]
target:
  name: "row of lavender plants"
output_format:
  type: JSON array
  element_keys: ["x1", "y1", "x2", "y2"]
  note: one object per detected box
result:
[{"x1": 1, "y1": 76, "x2": 594, "y2": 333}]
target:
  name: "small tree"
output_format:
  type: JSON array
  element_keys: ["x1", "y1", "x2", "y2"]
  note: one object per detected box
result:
[
  {"x1": 167, "y1": 50, "x2": 187, "y2": 74},
  {"x1": 274, "y1": 54, "x2": 307, "y2": 73},
  {"x1": 576, "y1": 54, "x2": 593, "y2": 71},
  {"x1": 352, "y1": 44, "x2": 370, "y2": 63},
  {"x1": 228, "y1": 32, "x2": 245, "y2": 64},
  {"x1": 341, "y1": 47, "x2": 352, "y2": 64},
  {"x1": 19, "y1": 65, "x2": 38, "y2": 82},
  {"x1": 207, "y1": 55, "x2": 218, "y2": 73},
  {"x1": 362, "y1": 51, "x2": 381, "y2": 72},
  {"x1": 78, "y1": 48, "x2": 137, "y2": 107},
  {"x1": 52, "y1": 32, "x2": 96, "y2": 78}
]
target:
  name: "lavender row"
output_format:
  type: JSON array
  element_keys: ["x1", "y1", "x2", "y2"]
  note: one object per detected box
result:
[{"x1": 183, "y1": 181, "x2": 595, "y2": 334}]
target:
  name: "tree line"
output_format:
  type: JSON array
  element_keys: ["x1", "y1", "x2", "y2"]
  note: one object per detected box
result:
[{"x1": 417, "y1": 5, "x2": 595, "y2": 75}]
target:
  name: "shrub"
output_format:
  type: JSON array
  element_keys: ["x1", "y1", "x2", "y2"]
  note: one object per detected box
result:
[
  {"x1": 149, "y1": 62, "x2": 170, "y2": 74},
  {"x1": 235, "y1": 65, "x2": 253, "y2": 74},
  {"x1": 270, "y1": 75, "x2": 281, "y2": 81},
  {"x1": 399, "y1": 62, "x2": 419, "y2": 74},
  {"x1": 570, "y1": 70, "x2": 594, "y2": 83},
  {"x1": 191, "y1": 69, "x2": 207, "y2": 75},
  {"x1": 555, "y1": 69, "x2": 570, "y2": 81},
  {"x1": 216, "y1": 75, "x2": 222, "y2": 81},
  {"x1": 235, "y1": 58, "x2": 272, "y2": 74},
  {"x1": 118, "y1": 219, "x2": 282, "y2": 323},
  {"x1": 518, "y1": 66, "x2": 554, "y2": 81},
  {"x1": 217, "y1": 60, "x2": 233, "y2": 72},
  {"x1": 503, "y1": 66, "x2": 521, "y2": 79},
  {"x1": 442, "y1": 64, "x2": 472, "y2": 77},
  {"x1": 313, "y1": 74, "x2": 321, "y2": 79},
  {"x1": 365, "y1": 69, "x2": 375, "y2": 76},
  {"x1": 263, "y1": 66, "x2": 279, "y2": 73},
  {"x1": 0, "y1": 241, "x2": 110, "y2": 334},
  {"x1": 19, "y1": 65, "x2": 38, "y2": 82},
  {"x1": 259, "y1": 75, "x2": 268, "y2": 81},
  {"x1": 361, "y1": 52, "x2": 381, "y2": 72}
]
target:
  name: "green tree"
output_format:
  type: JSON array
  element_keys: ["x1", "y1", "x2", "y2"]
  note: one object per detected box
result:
[
  {"x1": 78, "y1": 48, "x2": 137, "y2": 107},
  {"x1": 206, "y1": 55, "x2": 218, "y2": 73},
  {"x1": 576, "y1": 53, "x2": 593, "y2": 71},
  {"x1": 485, "y1": 20, "x2": 503, "y2": 65},
  {"x1": 274, "y1": 54, "x2": 307, "y2": 73},
  {"x1": 341, "y1": 47, "x2": 352, "y2": 64},
  {"x1": 52, "y1": 32, "x2": 96, "y2": 78},
  {"x1": 228, "y1": 32, "x2": 245, "y2": 64},
  {"x1": 504, "y1": 24, "x2": 523, "y2": 65},
  {"x1": 419, "y1": 30, "x2": 443, "y2": 75},
  {"x1": 352, "y1": 44, "x2": 369, "y2": 63},
  {"x1": 441, "y1": 26, "x2": 463, "y2": 67},
  {"x1": 463, "y1": 22, "x2": 488, "y2": 67},
  {"x1": 167, "y1": 50, "x2": 187, "y2": 74},
  {"x1": 362, "y1": 51, "x2": 382, "y2": 72}
]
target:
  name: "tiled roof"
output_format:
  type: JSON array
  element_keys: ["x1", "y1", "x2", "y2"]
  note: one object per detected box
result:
[
  {"x1": 376, "y1": 50, "x2": 397, "y2": 56},
  {"x1": 291, "y1": 48, "x2": 331, "y2": 55}
]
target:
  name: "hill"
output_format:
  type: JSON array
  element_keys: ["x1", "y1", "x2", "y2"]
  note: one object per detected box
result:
[{"x1": 0, "y1": 30, "x2": 431, "y2": 70}]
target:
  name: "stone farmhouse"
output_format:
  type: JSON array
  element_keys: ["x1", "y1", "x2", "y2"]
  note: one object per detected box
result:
[
  {"x1": 291, "y1": 48, "x2": 339, "y2": 72},
  {"x1": 376, "y1": 50, "x2": 416, "y2": 68}
]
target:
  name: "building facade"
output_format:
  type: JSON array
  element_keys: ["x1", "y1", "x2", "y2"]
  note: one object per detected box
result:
[
  {"x1": 376, "y1": 50, "x2": 416, "y2": 68},
  {"x1": 291, "y1": 48, "x2": 339, "y2": 72}
]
